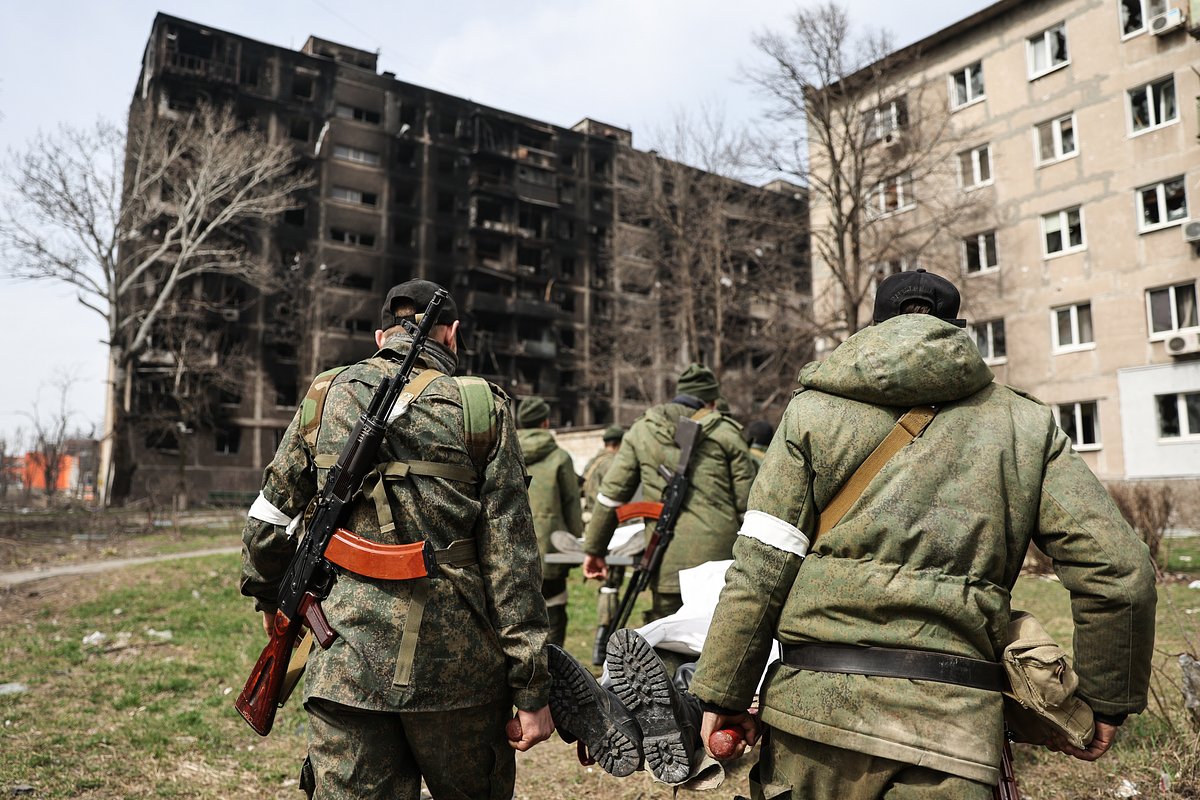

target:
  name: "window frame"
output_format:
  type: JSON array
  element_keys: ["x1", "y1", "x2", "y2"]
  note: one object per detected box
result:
[
  {"x1": 332, "y1": 144, "x2": 381, "y2": 166},
  {"x1": 1136, "y1": 176, "x2": 1189, "y2": 233},
  {"x1": 868, "y1": 173, "x2": 915, "y2": 218},
  {"x1": 1033, "y1": 113, "x2": 1078, "y2": 165},
  {"x1": 1155, "y1": 391, "x2": 1200, "y2": 441},
  {"x1": 329, "y1": 185, "x2": 378, "y2": 207},
  {"x1": 1040, "y1": 206, "x2": 1086, "y2": 258},
  {"x1": 862, "y1": 96, "x2": 909, "y2": 144},
  {"x1": 949, "y1": 62, "x2": 986, "y2": 110},
  {"x1": 1126, "y1": 75, "x2": 1178, "y2": 136},
  {"x1": 1145, "y1": 280, "x2": 1200, "y2": 339},
  {"x1": 962, "y1": 231, "x2": 999, "y2": 275},
  {"x1": 1119, "y1": 0, "x2": 1168, "y2": 38},
  {"x1": 1054, "y1": 400, "x2": 1102, "y2": 451},
  {"x1": 1027, "y1": 22, "x2": 1071, "y2": 79},
  {"x1": 968, "y1": 318, "x2": 1007, "y2": 364},
  {"x1": 1051, "y1": 301, "x2": 1096, "y2": 353},
  {"x1": 958, "y1": 144, "x2": 993, "y2": 189}
]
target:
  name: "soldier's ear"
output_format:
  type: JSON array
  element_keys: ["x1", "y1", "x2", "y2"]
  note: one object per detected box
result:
[
  {"x1": 443, "y1": 320, "x2": 462, "y2": 353},
  {"x1": 374, "y1": 329, "x2": 387, "y2": 349}
]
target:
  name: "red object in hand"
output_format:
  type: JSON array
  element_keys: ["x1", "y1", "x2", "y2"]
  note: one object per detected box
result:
[
  {"x1": 506, "y1": 717, "x2": 523, "y2": 742},
  {"x1": 708, "y1": 728, "x2": 744, "y2": 760}
]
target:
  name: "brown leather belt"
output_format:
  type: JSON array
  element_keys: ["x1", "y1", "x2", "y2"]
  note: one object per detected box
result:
[
  {"x1": 324, "y1": 528, "x2": 478, "y2": 580},
  {"x1": 781, "y1": 642, "x2": 1007, "y2": 692}
]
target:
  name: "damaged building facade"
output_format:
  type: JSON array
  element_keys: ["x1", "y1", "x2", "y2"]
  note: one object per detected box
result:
[{"x1": 117, "y1": 14, "x2": 809, "y2": 505}]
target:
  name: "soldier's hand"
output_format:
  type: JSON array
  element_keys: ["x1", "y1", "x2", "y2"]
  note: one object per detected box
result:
[
  {"x1": 583, "y1": 554, "x2": 608, "y2": 580},
  {"x1": 261, "y1": 611, "x2": 274, "y2": 637},
  {"x1": 701, "y1": 709, "x2": 759, "y2": 761},
  {"x1": 509, "y1": 705, "x2": 554, "y2": 751},
  {"x1": 1050, "y1": 721, "x2": 1118, "y2": 762}
]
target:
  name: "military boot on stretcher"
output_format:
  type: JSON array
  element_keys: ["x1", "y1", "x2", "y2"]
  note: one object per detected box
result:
[{"x1": 547, "y1": 644, "x2": 644, "y2": 777}]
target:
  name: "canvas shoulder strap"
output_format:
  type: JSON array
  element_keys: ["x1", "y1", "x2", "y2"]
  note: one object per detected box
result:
[
  {"x1": 299, "y1": 366, "x2": 350, "y2": 453},
  {"x1": 815, "y1": 405, "x2": 937, "y2": 538},
  {"x1": 453, "y1": 376, "x2": 498, "y2": 466}
]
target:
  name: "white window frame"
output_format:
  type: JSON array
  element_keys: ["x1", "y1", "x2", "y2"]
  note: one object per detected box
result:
[
  {"x1": 1027, "y1": 22, "x2": 1070, "y2": 79},
  {"x1": 962, "y1": 231, "x2": 999, "y2": 274},
  {"x1": 1119, "y1": 0, "x2": 1168, "y2": 38},
  {"x1": 958, "y1": 144, "x2": 993, "y2": 189},
  {"x1": 329, "y1": 228, "x2": 376, "y2": 248},
  {"x1": 863, "y1": 97, "x2": 908, "y2": 144},
  {"x1": 335, "y1": 103, "x2": 381, "y2": 125},
  {"x1": 1041, "y1": 206, "x2": 1086, "y2": 258},
  {"x1": 1051, "y1": 302, "x2": 1096, "y2": 353},
  {"x1": 949, "y1": 62, "x2": 986, "y2": 110},
  {"x1": 1136, "y1": 176, "x2": 1189, "y2": 233},
  {"x1": 1034, "y1": 113, "x2": 1078, "y2": 165},
  {"x1": 969, "y1": 318, "x2": 1007, "y2": 364},
  {"x1": 868, "y1": 173, "x2": 915, "y2": 218},
  {"x1": 1127, "y1": 75, "x2": 1178, "y2": 136},
  {"x1": 1145, "y1": 280, "x2": 1199, "y2": 339},
  {"x1": 1155, "y1": 391, "x2": 1200, "y2": 441},
  {"x1": 1054, "y1": 401, "x2": 1101, "y2": 451},
  {"x1": 332, "y1": 144, "x2": 381, "y2": 166}
]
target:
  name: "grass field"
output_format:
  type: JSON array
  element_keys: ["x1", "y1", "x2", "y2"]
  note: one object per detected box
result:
[{"x1": 0, "y1": 529, "x2": 1198, "y2": 798}]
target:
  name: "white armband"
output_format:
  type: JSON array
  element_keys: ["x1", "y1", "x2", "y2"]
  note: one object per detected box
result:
[
  {"x1": 737, "y1": 510, "x2": 810, "y2": 557},
  {"x1": 248, "y1": 492, "x2": 305, "y2": 539},
  {"x1": 596, "y1": 492, "x2": 623, "y2": 509}
]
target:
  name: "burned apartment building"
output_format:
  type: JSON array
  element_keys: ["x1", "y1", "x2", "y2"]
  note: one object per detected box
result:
[{"x1": 118, "y1": 14, "x2": 809, "y2": 505}]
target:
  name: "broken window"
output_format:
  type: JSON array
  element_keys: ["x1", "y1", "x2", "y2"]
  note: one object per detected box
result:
[
  {"x1": 1128, "y1": 76, "x2": 1177, "y2": 133},
  {"x1": 289, "y1": 117, "x2": 312, "y2": 141},
  {"x1": 1028, "y1": 23, "x2": 1069, "y2": 78},
  {"x1": 293, "y1": 72, "x2": 315, "y2": 100}
]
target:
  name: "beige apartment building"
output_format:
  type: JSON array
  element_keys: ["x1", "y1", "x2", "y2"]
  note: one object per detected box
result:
[{"x1": 810, "y1": 0, "x2": 1200, "y2": 493}]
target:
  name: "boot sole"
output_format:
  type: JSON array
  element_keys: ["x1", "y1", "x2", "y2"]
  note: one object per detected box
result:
[
  {"x1": 547, "y1": 645, "x2": 643, "y2": 778},
  {"x1": 606, "y1": 630, "x2": 692, "y2": 784}
]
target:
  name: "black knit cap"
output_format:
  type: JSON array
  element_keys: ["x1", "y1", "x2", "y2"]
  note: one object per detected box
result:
[
  {"x1": 872, "y1": 269, "x2": 965, "y2": 327},
  {"x1": 381, "y1": 279, "x2": 459, "y2": 330}
]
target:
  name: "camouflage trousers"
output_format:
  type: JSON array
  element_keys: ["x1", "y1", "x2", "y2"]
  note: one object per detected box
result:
[
  {"x1": 303, "y1": 696, "x2": 515, "y2": 800},
  {"x1": 750, "y1": 728, "x2": 992, "y2": 800},
  {"x1": 542, "y1": 576, "x2": 568, "y2": 648}
]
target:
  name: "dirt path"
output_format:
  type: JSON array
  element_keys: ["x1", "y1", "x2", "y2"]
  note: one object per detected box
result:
[{"x1": 0, "y1": 546, "x2": 241, "y2": 588}]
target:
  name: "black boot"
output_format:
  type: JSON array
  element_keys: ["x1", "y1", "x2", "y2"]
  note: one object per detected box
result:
[
  {"x1": 606, "y1": 629, "x2": 702, "y2": 785},
  {"x1": 547, "y1": 644, "x2": 644, "y2": 777}
]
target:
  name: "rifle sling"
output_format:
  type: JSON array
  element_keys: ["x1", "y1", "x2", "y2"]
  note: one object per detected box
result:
[{"x1": 815, "y1": 406, "x2": 936, "y2": 537}]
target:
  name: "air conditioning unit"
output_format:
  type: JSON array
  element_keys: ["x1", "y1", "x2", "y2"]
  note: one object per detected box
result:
[
  {"x1": 1165, "y1": 331, "x2": 1200, "y2": 356},
  {"x1": 1183, "y1": 220, "x2": 1200, "y2": 243},
  {"x1": 1150, "y1": 7, "x2": 1185, "y2": 34}
]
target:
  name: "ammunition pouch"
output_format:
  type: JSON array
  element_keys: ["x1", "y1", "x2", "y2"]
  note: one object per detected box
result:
[{"x1": 1001, "y1": 611, "x2": 1095, "y2": 749}]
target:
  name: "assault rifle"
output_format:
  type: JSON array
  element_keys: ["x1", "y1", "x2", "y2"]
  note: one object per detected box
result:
[
  {"x1": 593, "y1": 417, "x2": 702, "y2": 656},
  {"x1": 235, "y1": 290, "x2": 447, "y2": 736}
]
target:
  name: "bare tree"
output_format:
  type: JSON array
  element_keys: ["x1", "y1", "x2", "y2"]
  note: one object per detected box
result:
[
  {"x1": 22, "y1": 371, "x2": 77, "y2": 500},
  {"x1": 749, "y1": 2, "x2": 991, "y2": 341},
  {"x1": 0, "y1": 102, "x2": 313, "y2": 504},
  {"x1": 595, "y1": 108, "x2": 811, "y2": 424}
]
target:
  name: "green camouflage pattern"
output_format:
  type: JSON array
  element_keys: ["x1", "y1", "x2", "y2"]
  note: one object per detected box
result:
[
  {"x1": 584, "y1": 402, "x2": 756, "y2": 595},
  {"x1": 517, "y1": 427, "x2": 583, "y2": 583},
  {"x1": 691, "y1": 314, "x2": 1157, "y2": 785},
  {"x1": 580, "y1": 448, "x2": 617, "y2": 517},
  {"x1": 750, "y1": 729, "x2": 991, "y2": 800},
  {"x1": 305, "y1": 695, "x2": 515, "y2": 799},
  {"x1": 241, "y1": 333, "x2": 550, "y2": 714}
]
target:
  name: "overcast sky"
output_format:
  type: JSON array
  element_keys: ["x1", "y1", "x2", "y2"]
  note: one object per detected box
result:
[{"x1": 0, "y1": 0, "x2": 992, "y2": 443}]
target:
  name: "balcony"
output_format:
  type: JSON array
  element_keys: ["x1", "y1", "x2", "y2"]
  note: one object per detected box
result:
[
  {"x1": 465, "y1": 290, "x2": 510, "y2": 315},
  {"x1": 163, "y1": 49, "x2": 237, "y2": 83},
  {"x1": 515, "y1": 181, "x2": 559, "y2": 207},
  {"x1": 512, "y1": 297, "x2": 559, "y2": 319}
]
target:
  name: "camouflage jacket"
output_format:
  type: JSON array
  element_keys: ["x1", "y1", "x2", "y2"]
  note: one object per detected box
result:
[
  {"x1": 518, "y1": 427, "x2": 584, "y2": 583},
  {"x1": 580, "y1": 448, "x2": 617, "y2": 517},
  {"x1": 584, "y1": 401, "x2": 756, "y2": 594},
  {"x1": 691, "y1": 315, "x2": 1157, "y2": 784},
  {"x1": 240, "y1": 334, "x2": 550, "y2": 713}
]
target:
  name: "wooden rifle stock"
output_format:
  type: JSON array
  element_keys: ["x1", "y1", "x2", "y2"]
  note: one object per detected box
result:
[
  {"x1": 235, "y1": 591, "x2": 333, "y2": 736},
  {"x1": 992, "y1": 739, "x2": 1021, "y2": 800}
]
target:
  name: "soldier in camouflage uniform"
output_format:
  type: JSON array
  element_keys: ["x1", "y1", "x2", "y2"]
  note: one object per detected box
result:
[
  {"x1": 241, "y1": 280, "x2": 553, "y2": 800},
  {"x1": 516, "y1": 396, "x2": 584, "y2": 647},
  {"x1": 583, "y1": 363, "x2": 756, "y2": 622},
  {"x1": 691, "y1": 270, "x2": 1157, "y2": 799},
  {"x1": 581, "y1": 425, "x2": 624, "y2": 520}
]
